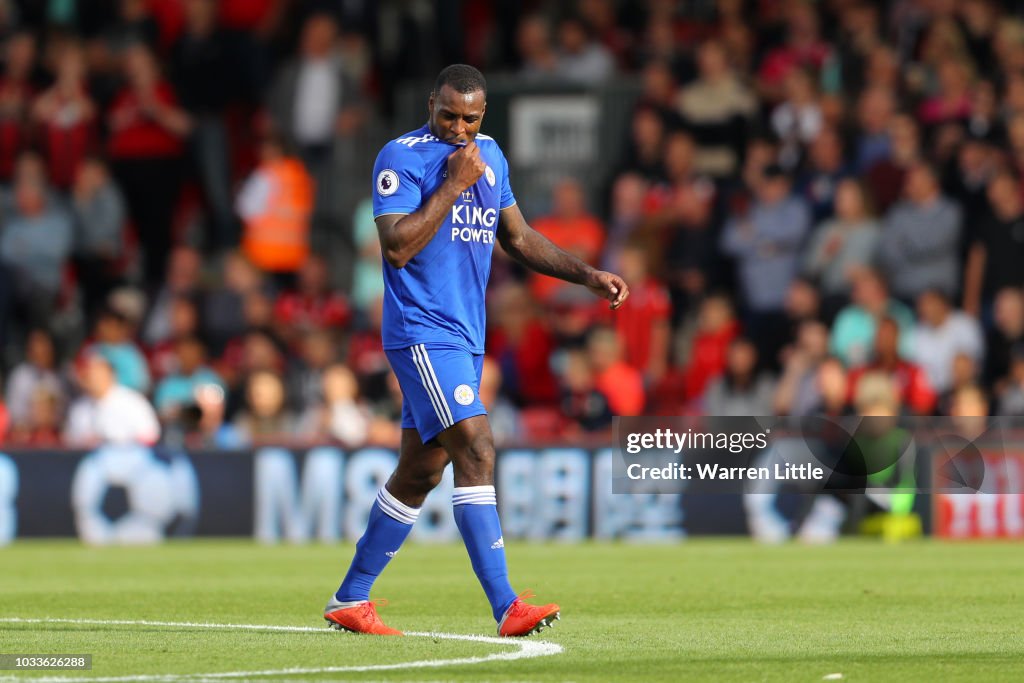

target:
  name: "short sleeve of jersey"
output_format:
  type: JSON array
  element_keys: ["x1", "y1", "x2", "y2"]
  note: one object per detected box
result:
[
  {"x1": 372, "y1": 143, "x2": 423, "y2": 218},
  {"x1": 499, "y1": 147, "x2": 516, "y2": 210}
]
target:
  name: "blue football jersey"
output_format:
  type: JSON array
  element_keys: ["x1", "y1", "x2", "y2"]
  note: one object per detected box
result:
[{"x1": 372, "y1": 125, "x2": 516, "y2": 353}]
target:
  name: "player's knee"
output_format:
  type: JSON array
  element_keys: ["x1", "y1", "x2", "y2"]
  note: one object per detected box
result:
[
  {"x1": 456, "y1": 434, "x2": 496, "y2": 480},
  {"x1": 410, "y1": 468, "x2": 444, "y2": 495},
  {"x1": 391, "y1": 467, "x2": 444, "y2": 502}
]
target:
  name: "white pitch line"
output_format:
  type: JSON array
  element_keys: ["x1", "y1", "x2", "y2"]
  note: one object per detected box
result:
[{"x1": 0, "y1": 617, "x2": 563, "y2": 682}]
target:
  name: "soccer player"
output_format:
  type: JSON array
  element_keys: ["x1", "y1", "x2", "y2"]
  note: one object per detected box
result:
[{"x1": 323, "y1": 65, "x2": 629, "y2": 637}]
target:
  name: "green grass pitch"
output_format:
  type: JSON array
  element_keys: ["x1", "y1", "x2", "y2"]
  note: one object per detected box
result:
[{"x1": 1, "y1": 539, "x2": 1022, "y2": 682}]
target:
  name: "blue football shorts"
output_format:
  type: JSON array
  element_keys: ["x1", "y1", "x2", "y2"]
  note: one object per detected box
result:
[{"x1": 385, "y1": 343, "x2": 488, "y2": 443}]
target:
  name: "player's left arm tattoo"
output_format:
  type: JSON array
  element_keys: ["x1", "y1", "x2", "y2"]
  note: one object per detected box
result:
[{"x1": 498, "y1": 204, "x2": 630, "y2": 310}]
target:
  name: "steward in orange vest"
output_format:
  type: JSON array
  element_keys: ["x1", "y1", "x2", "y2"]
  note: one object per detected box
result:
[{"x1": 236, "y1": 135, "x2": 315, "y2": 272}]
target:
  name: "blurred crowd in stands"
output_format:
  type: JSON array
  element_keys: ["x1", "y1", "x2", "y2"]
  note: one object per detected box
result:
[{"x1": 1, "y1": 0, "x2": 1024, "y2": 449}]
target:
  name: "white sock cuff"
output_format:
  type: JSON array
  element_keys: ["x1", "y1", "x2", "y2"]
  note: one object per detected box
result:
[
  {"x1": 453, "y1": 485, "x2": 496, "y2": 506},
  {"x1": 376, "y1": 487, "x2": 421, "y2": 525}
]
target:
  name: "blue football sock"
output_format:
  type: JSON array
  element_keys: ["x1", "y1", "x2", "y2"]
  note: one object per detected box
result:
[
  {"x1": 453, "y1": 485, "x2": 518, "y2": 621},
  {"x1": 336, "y1": 487, "x2": 419, "y2": 603}
]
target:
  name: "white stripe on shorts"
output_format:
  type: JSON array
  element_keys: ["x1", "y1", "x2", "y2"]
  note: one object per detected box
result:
[
  {"x1": 411, "y1": 344, "x2": 453, "y2": 429},
  {"x1": 415, "y1": 344, "x2": 455, "y2": 427}
]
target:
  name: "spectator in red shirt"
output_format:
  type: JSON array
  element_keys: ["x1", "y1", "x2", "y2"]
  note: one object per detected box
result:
[
  {"x1": 0, "y1": 394, "x2": 8, "y2": 442},
  {"x1": 488, "y1": 282, "x2": 559, "y2": 407},
  {"x1": 587, "y1": 325, "x2": 645, "y2": 416},
  {"x1": 31, "y1": 42, "x2": 97, "y2": 190},
  {"x1": 917, "y1": 58, "x2": 974, "y2": 127},
  {"x1": 756, "y1": 3, "x2": 833, "y2": 103},
  {"x1": 107, "y1": 43, "x2": 192, "y2": 286},
  {"x1": 529, "y1": 178, "x2": 606, "y2": 304},
  {"x1": 847, "y1": 317, "x2": 937, "y2": 415},
  {"x1": 610, "y1": 244, "x2": 671, "y2": 385},
  {"x1": 682, "y1": 294, "x2": 741, "y2": 401},
  {"x1": 346, "y1": 295, "x2": 391, "y2": 406},
  {"x1": 272, "y1": 255, "x2": 351, "y2": 348}
]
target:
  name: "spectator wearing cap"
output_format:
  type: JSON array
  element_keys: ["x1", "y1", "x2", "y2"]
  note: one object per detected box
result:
[
  {"x1": 878, "y1": 161, "x2": 962, "y2": 304},
  {"x1": 64, "y1": 352, "x2": 160, "y2": 447},
  {"x1": 720, "y1": 163, "x2": 811, "y2": 362}
]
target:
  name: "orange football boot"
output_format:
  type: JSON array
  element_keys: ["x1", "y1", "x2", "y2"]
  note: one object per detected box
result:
[
  {"x1": 324, "y1": 597, "x2": 403, "y2": 636},
  {"x1": 497, "y1": 591, "x2": 560, "y2": 637}
]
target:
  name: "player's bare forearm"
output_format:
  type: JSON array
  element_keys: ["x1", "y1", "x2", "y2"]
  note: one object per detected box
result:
[
  {"x1": 376, "y1": 180, "x2": 462, "y2": 268},
  {"x1": 499, "y1": 219, "x2": 590, "y2": 282},
  {"x1": 498, "y1": 204, "x2": 630, "y2": 309}
]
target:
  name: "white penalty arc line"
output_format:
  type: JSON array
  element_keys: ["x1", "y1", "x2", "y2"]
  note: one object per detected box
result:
[{"x1": 0, "y1": 617, "x2": 563, "y2": 682}]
